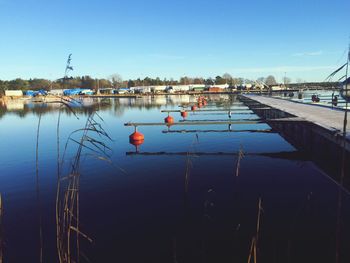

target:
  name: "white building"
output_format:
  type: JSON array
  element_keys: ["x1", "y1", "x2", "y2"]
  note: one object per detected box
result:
[
  {"x1": 207, "y1": 84, "x2": 229, "y2": 89},
  {"x1": 48, "y1": 89, "x2": 64, "y2": 96},
  {"x1": 5, "y1": 90, "x2": 23, "y2": 97}
]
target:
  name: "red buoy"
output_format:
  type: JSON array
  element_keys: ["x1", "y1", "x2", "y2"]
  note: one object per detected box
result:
[
  {"x1": 165, "y1": 115, "x2": 174, "y2": 124},
  {"x1": 129, "y1": 139, "x2": 144, "y2": 147},
  {"x1": 191, "y1": 105, "x2": 197, "y2": 111},
  {"x1": 129, "y1": 131, "x2": 144, "y2": 142},
  {"x1": 180, "y1": 111, "x2": 188, "y2": 118}
]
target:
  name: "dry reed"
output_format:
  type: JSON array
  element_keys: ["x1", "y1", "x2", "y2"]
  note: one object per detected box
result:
[
  {"x1": 55, "y1": 112, "x2": 111, "y2": 263},
  {"x1": 247, "y1": 198, "x2": 263, "y2": 263},
  {"x1": 235, "y1": 145, "x2": 245, "y2": 177}
]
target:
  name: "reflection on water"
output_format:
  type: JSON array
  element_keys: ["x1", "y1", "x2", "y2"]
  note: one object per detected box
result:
[{"x1": 0, "y1": 94, "x2": 349, "y2": 262}]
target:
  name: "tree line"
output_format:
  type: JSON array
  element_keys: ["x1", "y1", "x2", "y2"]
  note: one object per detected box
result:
[{"x1": 0, "y1": 73, "x2": 285, "y2": 92}]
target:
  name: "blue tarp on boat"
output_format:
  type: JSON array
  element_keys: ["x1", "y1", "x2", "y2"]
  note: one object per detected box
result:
[
  {"x1": 63, "y1": 88, "x2": 94, "y2": 96},
  {"x1": 24, "y1": 90, "x2": 47, "y2": 96}
]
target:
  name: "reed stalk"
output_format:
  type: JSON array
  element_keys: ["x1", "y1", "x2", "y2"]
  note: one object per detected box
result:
[
  {"x1": 235, "y1": 145, "x2": 245, "y2": 177},
  {"x1": 56, "y1": 112, "x2": 111, "y2": 263},
  {"x1": 247, "y1": 198, "x2": 263, "y2": 263}
]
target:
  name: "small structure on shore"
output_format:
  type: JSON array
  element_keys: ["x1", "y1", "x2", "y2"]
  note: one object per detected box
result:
[{"x1": 5, "y1": 90, "x2": 23, "y2": 97}]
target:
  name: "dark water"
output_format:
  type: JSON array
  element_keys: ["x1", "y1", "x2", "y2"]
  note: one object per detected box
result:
[{"x1": 0, "y1": 94, "x2": 349, "y2": 263}]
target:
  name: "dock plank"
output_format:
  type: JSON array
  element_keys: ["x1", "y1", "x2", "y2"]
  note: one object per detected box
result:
[{"x1": 243, "y1": 95, "x2": 349, "y2": 134}]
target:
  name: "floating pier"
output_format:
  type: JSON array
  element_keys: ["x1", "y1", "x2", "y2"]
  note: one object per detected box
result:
[
  {"x1": 241, "y1": 95, "x2": 349, "y2": 134},
  {"x1": 241, "y1": 94, "x2": 350, "y2": 188}
]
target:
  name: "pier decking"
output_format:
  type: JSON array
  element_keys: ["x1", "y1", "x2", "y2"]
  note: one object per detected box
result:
[{"x1": 243, "y1": 95, "x2": 349, "y2": 135}]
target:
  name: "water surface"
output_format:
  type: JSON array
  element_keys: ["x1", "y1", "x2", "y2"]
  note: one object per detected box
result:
[{"x1": 0, "y1": 94, "x2": 349, "y2": 262}]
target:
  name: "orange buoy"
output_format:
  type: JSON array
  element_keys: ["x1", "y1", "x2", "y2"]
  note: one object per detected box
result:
[
  {"x1": 129, "y1": 138, "x2": 144, "y2": 147},
  {"x1": 180, "y1": 111, "x2": 188, "y2": 118},
  {"x1": 129, "y1": 131, "x2": 144, "y2": 142},
  {"x1": 164, "y1": 115, "x2": 174, "y2": 124},
  {"x1": 191, "y1": 105, "x2": 197, "y2": 111}
]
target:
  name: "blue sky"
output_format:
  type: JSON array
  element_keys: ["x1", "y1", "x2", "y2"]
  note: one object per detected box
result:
[{"x1": 0, "y1": 0, "x2": 349, "y2": 82}]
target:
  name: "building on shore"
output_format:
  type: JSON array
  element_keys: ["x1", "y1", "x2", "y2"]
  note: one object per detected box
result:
[
  {"x1": 48, "y1": 89, "x2": 64, "y2": 96},
  {"x1": 5, "y1": 90, "x2": 23, "y2": 97}
]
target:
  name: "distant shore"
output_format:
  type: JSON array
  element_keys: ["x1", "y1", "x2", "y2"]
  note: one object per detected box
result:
[{"x1": 0, "y1": 87, "x2": 340, "y2": 102}]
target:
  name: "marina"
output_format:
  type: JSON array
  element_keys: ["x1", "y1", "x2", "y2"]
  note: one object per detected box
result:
[{"x1": 1, "y1": 0, "x2": 349, "y2": 261}]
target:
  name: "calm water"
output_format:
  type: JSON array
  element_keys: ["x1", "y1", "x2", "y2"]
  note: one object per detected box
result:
[{"x1": 0, "y1": 94, "x2": 349, "y2": 263}]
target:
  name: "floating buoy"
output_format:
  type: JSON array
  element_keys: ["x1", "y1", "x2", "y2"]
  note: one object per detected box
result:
[
  {"x1": 165, "y1": 115, "x2": 174, "y2": 124},
  {"x1": 181, "y1": 111, "x2": 188, "y2": 118},
  {"x1": 191, "y1": 105, "x2": 197, "y2": 111},
  {"x1": 129, "y1": 131, "x2": 144, "y2": 142},
  {"x1": 129, "y1": 139, "x2": 144, "y2": 147}
]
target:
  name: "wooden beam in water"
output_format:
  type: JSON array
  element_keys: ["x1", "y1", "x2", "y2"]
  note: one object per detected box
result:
[
  {"x1": 178, "y1": 118, "x2": 261, "y2": 122},
  {"x1": 197, "y1": 112, "x2": 256, "y2": 115},
  {"x1": 125, "y1": 150, "x2": 307, "y2": 161},
  {"x1": 178, "y1": 102, "x2": 244, "y2": 107},
  {"x1": 266, "y1": 117, "x2": 308, "y2": 123},
  {"x1": 161, "y1": 109, "x2": 251, "y2": 113},
  {"x1": 124, "y1": 120, "x2": 262, "y2": 127},
  {"x1": 162, "y1": 129, "x2": 275, "y2": 134}
]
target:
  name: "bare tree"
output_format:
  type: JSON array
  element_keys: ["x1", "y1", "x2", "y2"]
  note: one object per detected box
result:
[
  {"x1": 109, "y1": 73, "x2": 123, "y2": 88},
  {"x1": 283, "y1": 77, "x2": 291, "y2": 84},
  {"x1": 296, "y1": 78, "x2": 304, "y2": 84},
  {"x1": 265, "y1": 75, "x2": 277, "y2": 86},
  {"x1": 256, "y1": 77, "x2": 265, "y2": 83}
]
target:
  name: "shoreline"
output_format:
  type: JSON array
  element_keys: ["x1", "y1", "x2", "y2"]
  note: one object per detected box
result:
[{"x1": 0, "y1": 87, "x2": 339, "y2": 101}]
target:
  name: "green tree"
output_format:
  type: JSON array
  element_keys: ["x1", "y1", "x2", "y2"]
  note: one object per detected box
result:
[
  {"x1": 81, "y1": 76, "x2": 95, "y2": 89},
  {"x1": 98, "y1": 79, "x2": 112, "y2": 89},
  {"x1": 205, "y1": 78, "x2": 214, "y2": 85},
  {"x1": 180, "y1": 76, "x2": 190, "y2": 85},
  {"x1": 8, "y1": 78, "x2": 30, "y2": 90},
  {"x1": 0, "y1": 80, "x2": 9, "y2": 93},
  {"x1": 28, "y1": 78, "x2": 51, "y2": 90},
  {"x1": 215, "y1": 76, "x2": 226, "y2": 85},
  {"x1": 128, "y1": 80, "x2": 135, "y2": 88}
]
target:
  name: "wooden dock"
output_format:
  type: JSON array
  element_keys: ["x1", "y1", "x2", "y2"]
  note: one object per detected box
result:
[
  {"x1": 243, "y1": 95, "x2": 349, "y2": 134},
  {"x1": 241, "y1": 94, "x2": 350, "y2": 187}
]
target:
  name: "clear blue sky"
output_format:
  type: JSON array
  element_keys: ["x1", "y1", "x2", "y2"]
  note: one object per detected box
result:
[{"x1": 0, "y1": 0, "x2": 349, "y2": 82}]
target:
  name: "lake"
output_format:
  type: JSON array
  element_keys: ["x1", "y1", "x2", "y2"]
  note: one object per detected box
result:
[{"x1": 0, "y1": 94, "x2": 349, "y2": 263}]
